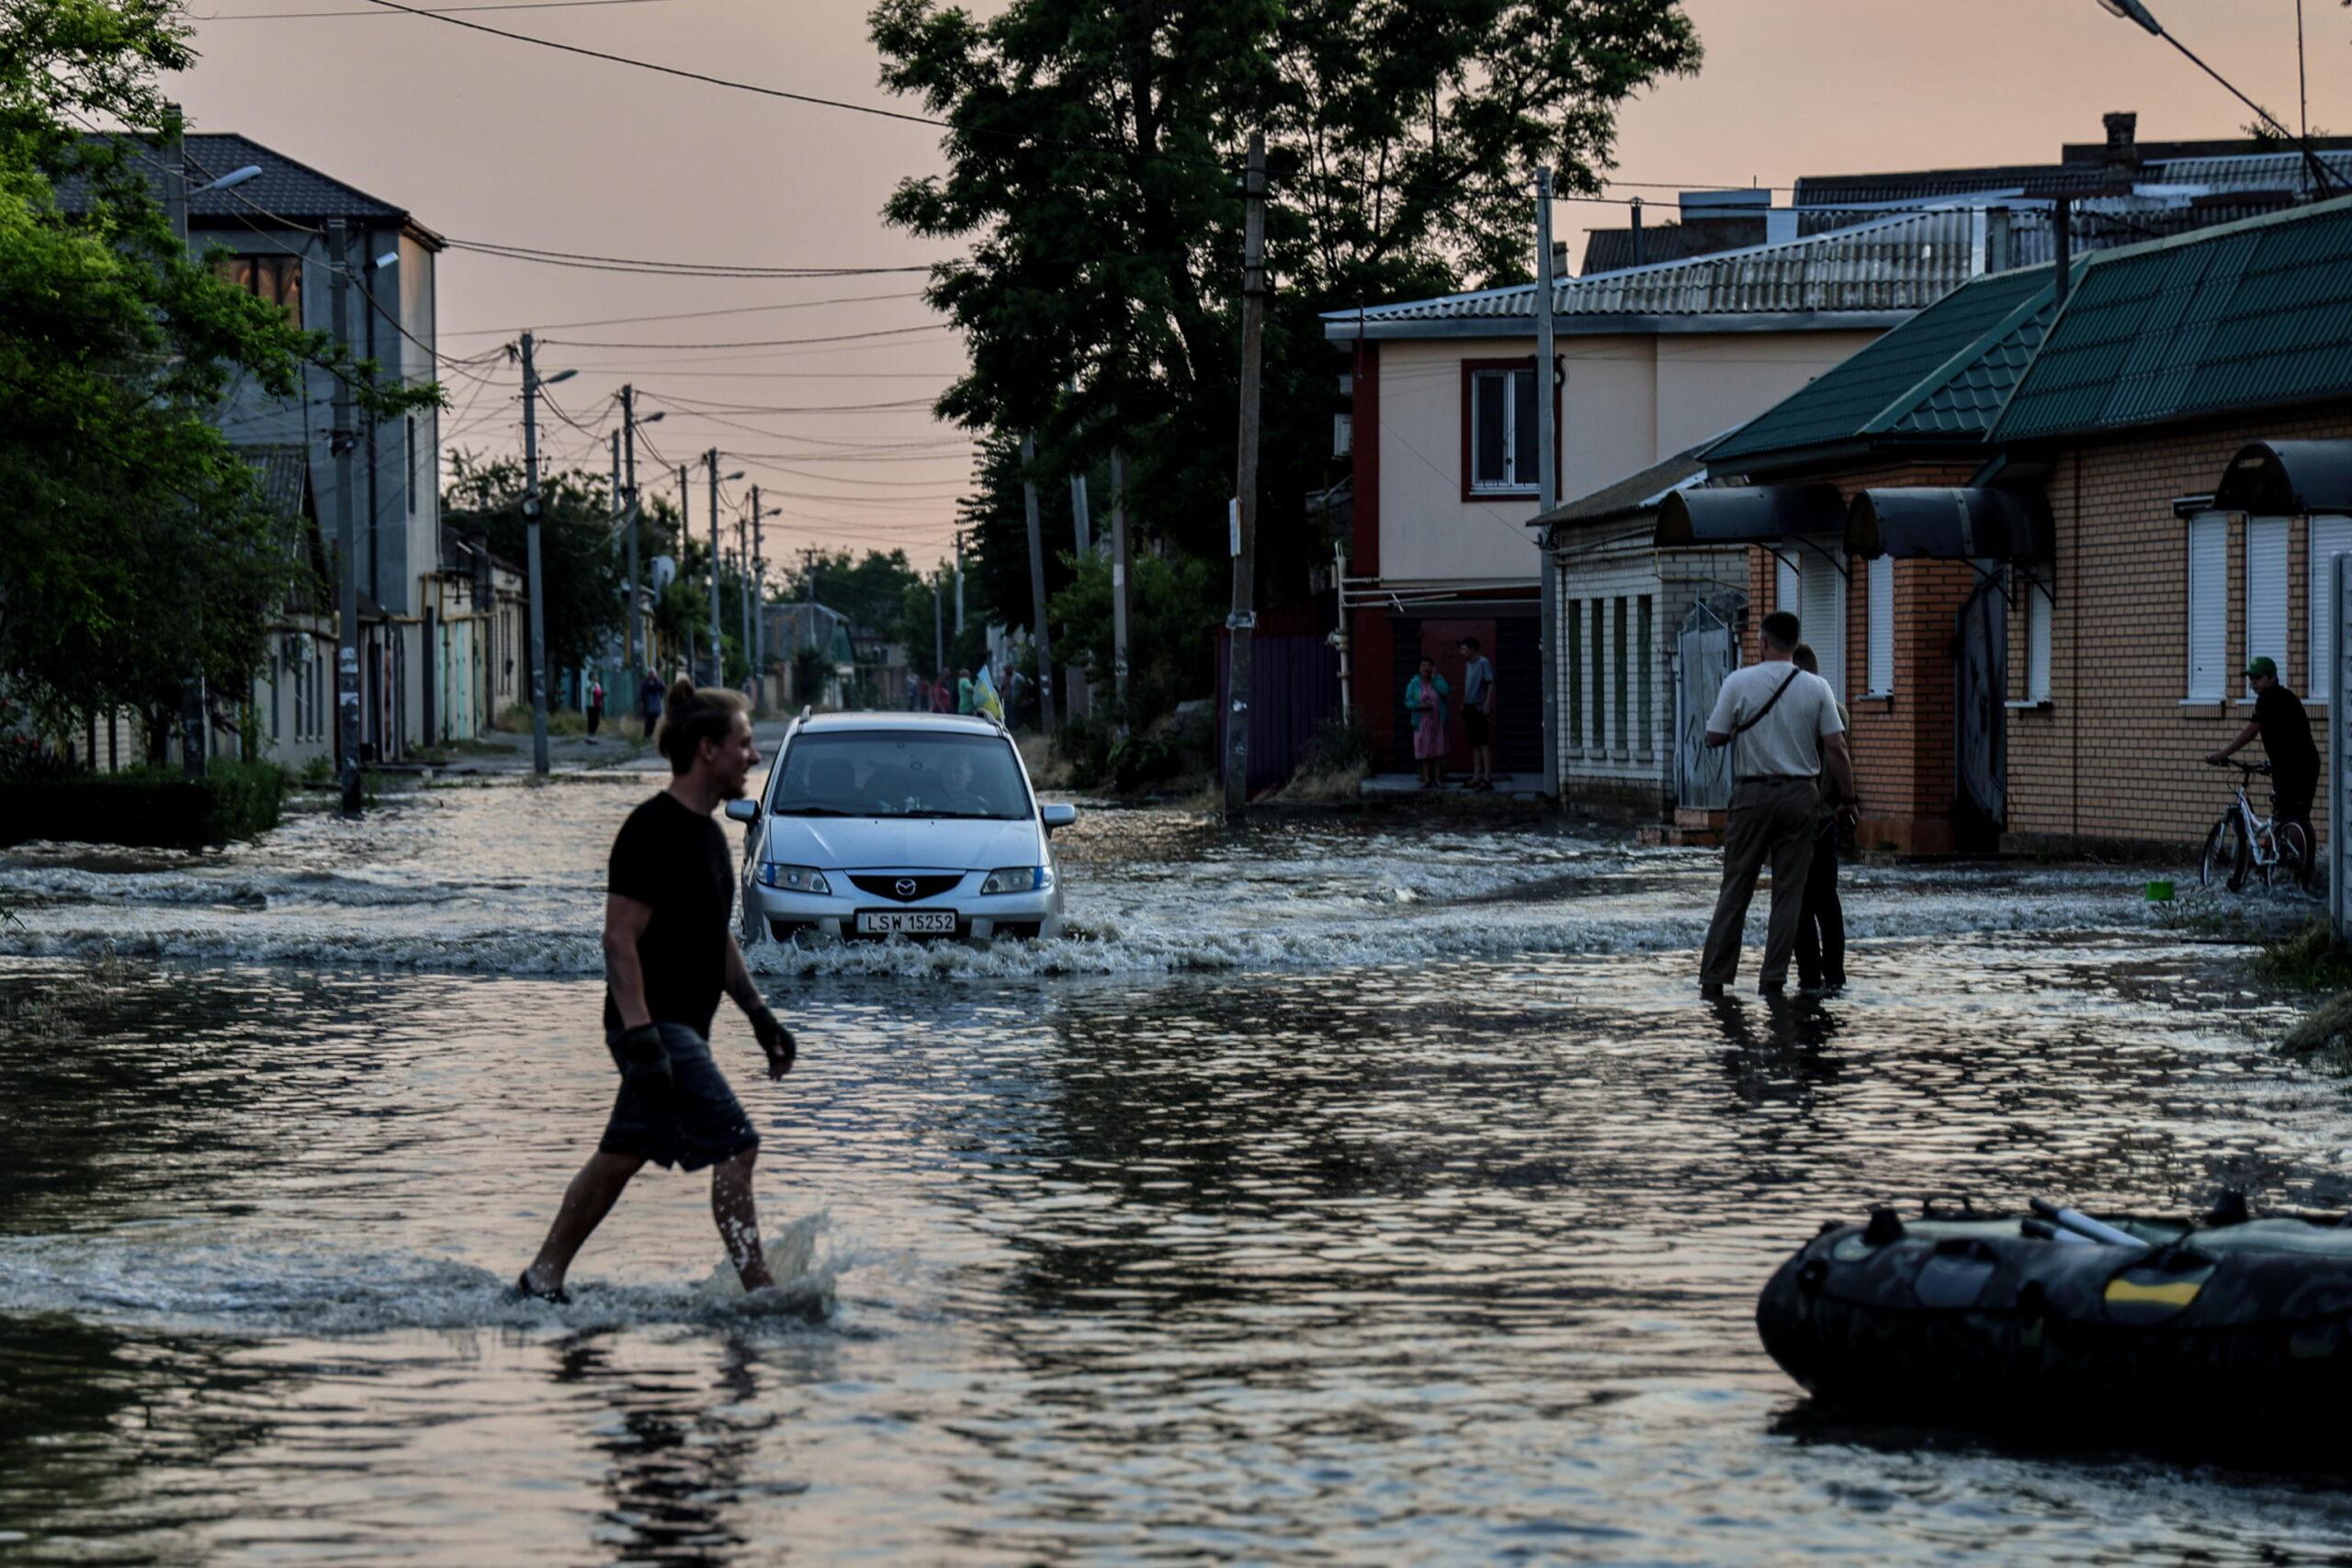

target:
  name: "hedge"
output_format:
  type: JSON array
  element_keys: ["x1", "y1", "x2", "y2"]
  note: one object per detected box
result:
[{"x1": 0, "y1": 760, "x2": 285, "y2": 849}]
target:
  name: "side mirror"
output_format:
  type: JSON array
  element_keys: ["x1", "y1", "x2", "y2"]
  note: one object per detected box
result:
[
  {"x1": 724, "y1": 799, "x2": 759, "y2": 823},
  {"x1": 1040, "y1": 803, "x2": 1078, "y2": 831}
]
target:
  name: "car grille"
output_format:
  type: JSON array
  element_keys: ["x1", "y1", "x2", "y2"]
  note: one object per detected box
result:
[{"x1": 849, "y1": 874, "x2": 963, "y2": 903}]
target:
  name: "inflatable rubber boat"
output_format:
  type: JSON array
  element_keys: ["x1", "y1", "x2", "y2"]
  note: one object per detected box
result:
[{"x1": 1757, "y1": 1196, "x2": 2352, "y2": 1431}]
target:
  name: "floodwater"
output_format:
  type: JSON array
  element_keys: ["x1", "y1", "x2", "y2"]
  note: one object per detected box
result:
[{"x1": 2, "y1": 770, "x2": 2349, "y2": 1563}]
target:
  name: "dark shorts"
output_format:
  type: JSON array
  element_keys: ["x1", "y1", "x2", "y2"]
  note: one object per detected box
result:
[
  {"x1": 1464, "y1": 707, "x2": 1490, "y2": 747},
  {"x1": 600, "y1": 1024, "x2": 759, "y2": 1172},
  {"x1": 2276, "y1": 771, "x2": 2318, "y2": 818}
]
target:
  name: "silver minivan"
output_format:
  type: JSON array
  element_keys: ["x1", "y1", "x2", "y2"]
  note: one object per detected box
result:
[{"x1": 727, "y1": 712, "x2": 1075, "y2": 943}]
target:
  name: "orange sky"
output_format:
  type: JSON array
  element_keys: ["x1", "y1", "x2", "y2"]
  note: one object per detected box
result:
[{"x1": 175, "y1": 0, "x2": 2352, "y2": 567}]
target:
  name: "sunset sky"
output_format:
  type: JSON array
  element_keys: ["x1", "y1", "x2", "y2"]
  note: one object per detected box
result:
[{"x1": 174, "y1": 0, "x2": 2352, "y2": 567}]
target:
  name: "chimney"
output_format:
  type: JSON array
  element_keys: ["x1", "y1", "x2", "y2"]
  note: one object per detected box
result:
[
  {"x1": 2102, "y1": 110, "x2": 2140, "y2": 174},
  {"x1": 1630, "y1": 196, "x2": 1644, "y2": 266}
]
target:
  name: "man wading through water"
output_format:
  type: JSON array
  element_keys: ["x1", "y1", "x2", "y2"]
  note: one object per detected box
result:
[
  {"x1": 1699, "y1": 611, "x2": 1858, "y2": 998},
  {"x1": 515, "y1": 681, "x2": 797, "y2": 1303}
]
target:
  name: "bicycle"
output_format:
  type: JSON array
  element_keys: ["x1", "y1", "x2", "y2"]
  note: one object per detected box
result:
[{"x1": 2199, "y1": 759, "x2": 2311, "y2": 893}]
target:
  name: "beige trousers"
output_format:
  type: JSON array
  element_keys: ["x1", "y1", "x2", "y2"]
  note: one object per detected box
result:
[{"x1": 1700, "y1": 776, "x2": 1819, "y2": 990}]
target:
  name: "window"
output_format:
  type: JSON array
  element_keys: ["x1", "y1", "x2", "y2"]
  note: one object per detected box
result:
[
  {"x1": 1612, "y1": 597, "x2": 1629, "y2": 752},
  {"x1": 1775, "y1": 554, "x2": 1799, "y2": 616},
  {"x1": 1589, "y1": 598, "x2": 1608, "y2": 750},
  {"x1": 2309, "y1": 514, "x2": 2352, "y2": 702},
  {"x1": 1464, "y1": 364, "x2": 1542, "y2": 493},
  {"x1": 1798, "y1": 555, "x2": 1845, "y2": 699},
  {"x1": 2020, "y1": 567, "x2": 2052, "y2": 703},
  {"x1": 1865, "y1": 555, "x2": 1894, "y2": 696},
  {"x1": 2245, "y1": 516, "x2": 2288, "y2": 697},
  {"x1": 269, "y1": 653, "x2": 281, "y2": 741},
  {"x1": 1571, "y1": 597, "x2": 1589, "y2": 751},
  {"x1": 1637, "y1": 595, "x2": 1654, "y2": 755},
  {"x1": 2186, "y1": 511, "x2": 2228, "y2": 699},
  {"x1": 214, "y1": 254, "x2": 302, "y2": 325},
  {"x1": 406, "y1": 417, "x2": 418, "y2": 513}
]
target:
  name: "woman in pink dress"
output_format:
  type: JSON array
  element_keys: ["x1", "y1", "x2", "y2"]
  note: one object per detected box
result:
[{"x1": 1406, "y1": 656, "x2": 1450, "y2": 789}]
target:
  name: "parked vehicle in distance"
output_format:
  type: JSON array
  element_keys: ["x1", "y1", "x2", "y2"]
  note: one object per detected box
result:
[{"x1": 726, "y1": 712, "x2": 1075, "y2": 943}]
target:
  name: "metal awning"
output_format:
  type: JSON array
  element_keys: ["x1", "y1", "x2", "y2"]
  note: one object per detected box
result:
[
  {"x1": 2211, "y1": 439, "x2": 2352, "y2": 515},
  {"x1": 1653, "y1": 483, "x2": 1844, "y2": 547},
  {"x1": 1845, "y1": 487, "x2": 2052, "y2": 561}
]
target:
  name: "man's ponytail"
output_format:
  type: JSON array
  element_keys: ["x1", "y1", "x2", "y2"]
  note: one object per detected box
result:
[{"x1": 653, "y1": 679, "x2": 750, "y2": 774}]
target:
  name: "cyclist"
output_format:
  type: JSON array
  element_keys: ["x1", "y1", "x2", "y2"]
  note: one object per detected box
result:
[{"x1": 2208, "y1": 655, "x2": 2318, "y2": 877}]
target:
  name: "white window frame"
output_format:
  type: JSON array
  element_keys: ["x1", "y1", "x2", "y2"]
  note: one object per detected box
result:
[
  {"x1": 1466, "y1": 367, "x2": 1538, "y2": 494},
  {"x1": 1798, "y1": 550, "x2": 1846, "y2": 701},
  {"x1": 1865, "y1": 554, "x2": 1894, "y2": 696},
  {"x1": 2310, "y1": 514, "x2": 2352, "y2": 704},
  {"x1": 2186, "y1": 510, "x2": 2228, "y2": 701},
  {"x1": 2245, "y1": 515, "x2": 2289, "y2": 701},
  {"x1": 2020, "y1": 566, "x2": 2052, "y2": 705},
  {"x1": 1775, "y1": 554, "x2": 1799, "y2": 617}
]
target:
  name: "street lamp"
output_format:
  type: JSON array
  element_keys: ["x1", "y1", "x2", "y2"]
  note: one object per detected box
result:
[
  {"x1": 194, "y1": 164, "x2": 261, "y2": 195},
  {"x1": 2093, "y1": 0, "x2": 2336, "y2": 195}
]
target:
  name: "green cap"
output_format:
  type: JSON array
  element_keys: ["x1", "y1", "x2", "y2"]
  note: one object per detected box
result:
[{"x1": 2245, "y1": 655, "x2": 2278, "y2": 679}]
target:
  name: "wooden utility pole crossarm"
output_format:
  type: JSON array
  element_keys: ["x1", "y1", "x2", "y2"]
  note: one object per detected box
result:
[{"x1": 1222, "y1": 131, "x2": 1268, "y2": 817}]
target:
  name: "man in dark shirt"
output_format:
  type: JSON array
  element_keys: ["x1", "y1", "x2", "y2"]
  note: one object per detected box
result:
[
  {"x1": 2209, "y1": 656, "x2": 2320, "y2": 881},
  {"x1": 517, "y1": 681, "x2": 798, "y2": 1303}
]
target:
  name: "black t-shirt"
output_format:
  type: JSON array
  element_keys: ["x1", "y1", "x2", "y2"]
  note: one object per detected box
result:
[
  {"x1": 603, "y1": 792, "x2": 735, "y2": 1037},
  {"x1": 2256, "y1": 682, "x2": 2319, "y2": 783}
]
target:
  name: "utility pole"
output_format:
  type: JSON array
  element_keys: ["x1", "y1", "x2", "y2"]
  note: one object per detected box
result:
[
  {"x1": 933, "y1": 573, "x2": 944, "y2": 681},
  {"x1": 954, "y1": 529, "x2": 967, "y2": 635},
  {"x1": 1111, "y1": 447, "x2": 1132, "y2": 725},
  {"x1": 736, "y1": 504, "x2": 753, "y2": 703},
  {"x1": 706, "y1": 449, "x2": 723, "y2": 686},
  {"x1": 751, "y1": 484, "x2": 766, "y2": 709},
  {"x1": 331, "y1": 220, "x2": 364, "y2": 811},
  {"x1": 609, "y1": 430, "x2": 623, "y2": 709},
  {"x1": 1221, "y1": 131, "x2": 1268, "y2": 817},
  {"x1": 1534, "y1": 167, "x2": 1560, "y2": 802},
  {"x1": 619, "y1": 384, "x2": 640, "y2": 702},
  {"x1": 1021, "y1": 433, "x2": 1056, "y2": 732},
  {"x1": 519, "y1": 331, "x2": 554, "y2": 776}
]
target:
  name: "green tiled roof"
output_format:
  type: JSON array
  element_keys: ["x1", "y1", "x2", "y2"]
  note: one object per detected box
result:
[
  {"x1": 1704, "y1": 265, "x2": 2061, "y2": 464},
  {"x1": 1994, "y1": 194, "x2": 2352, "y2": 443}
]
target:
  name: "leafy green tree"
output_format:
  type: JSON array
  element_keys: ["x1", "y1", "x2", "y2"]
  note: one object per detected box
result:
[
  {"x1": 1048, "y1": 547, "x2": 1218, "y2": 728},
  {"x1": 871, "y1": 0, "x2": 1699, "y2": 604},
  {"x1": 784, "y1": 547, "x2": 921, "y2": 632},
  {"x1": 442, "y1": 451, "x2": 621, "y2": 685},
  {"x1": 0, "y1": 0, "x2": 437, "y2": 750}
]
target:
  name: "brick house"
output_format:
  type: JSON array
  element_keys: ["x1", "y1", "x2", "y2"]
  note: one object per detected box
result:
[{"x1": 1655, "y1": 194, "x2": 2352, "y2": 856}]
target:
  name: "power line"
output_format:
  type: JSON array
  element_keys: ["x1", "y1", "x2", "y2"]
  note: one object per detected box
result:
[
  {"x1": 439, "y1": 288, "x2": 928, "y2": 338},
  {"x1": 350, "y1": 0, "x2": 953, "y2": 130},
  {"x1": 444, "y1": 237, "x2": 935, "y2": 278},
  {"x1": 542, "y1": 322, "x2": 950, "y2": 351},
  {"x1": 209, "y1": 0, "x2": 670, "y2": 17}
]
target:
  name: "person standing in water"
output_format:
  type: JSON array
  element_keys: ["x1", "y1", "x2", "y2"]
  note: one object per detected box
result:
[{"x1": 516, "y1": 680, "x2": 798, "y2": 1303}]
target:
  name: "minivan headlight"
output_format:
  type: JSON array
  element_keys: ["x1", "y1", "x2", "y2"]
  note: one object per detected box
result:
[
  {"x1": 758, "y1": 863, "x2": 831, "y2": 894},
  {"x1": 979, "y1": 866, "x2": 1050, "y2": 895}
]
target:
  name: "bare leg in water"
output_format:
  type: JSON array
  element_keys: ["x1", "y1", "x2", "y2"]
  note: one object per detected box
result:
[
  {"x1": 711, "y1": 1147, "x2": 774, "y2": 1290},
  {"x1": 522, "y1": 1149, "x2": 645, "y2": 1294}
]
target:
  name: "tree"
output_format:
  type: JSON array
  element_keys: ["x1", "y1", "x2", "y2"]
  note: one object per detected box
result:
[
  {"x1": 871, "y1": 0, "x2": 1700, "y2": 587},
  {"x1": 0, "y1": 0, "x2": 437, "y2": 750},
  {"x1": 442, "y1": 451, "x2": 621, "y2": 686},
  {"x1": 784, "y1": 547, "x2": 921, "y2": 632},
  {"x1": 1049, "y1": 547, "x2": 1217, "y2": 728}
]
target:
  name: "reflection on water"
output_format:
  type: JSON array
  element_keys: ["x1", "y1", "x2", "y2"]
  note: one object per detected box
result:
[{"x1": 0, "y1": 922, "x2": 2346, "y2": 1562}]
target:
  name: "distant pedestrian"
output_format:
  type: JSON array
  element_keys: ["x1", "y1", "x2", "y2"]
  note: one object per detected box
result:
[
  {"x1": 1406, "y1": 656, "x2": 1450, "y2": 790},
  {"x1": 930, "y1": 677, "x2": 953, "y2": 714},
  {"x1": 639, "y1": 673, "x2": 665, "y2": 739},
  {"x1": 1698, "y1": 611, "x2": 1858, "y2": 998},
  {"x1": 1005, "y1": 666, "x2": 1031, "y2": 728},
  {"x1": 1790, "y1": 643, "x2": 1848, "y2": 992},
  {"x1": 514, "y1": 680, "x2": 797, "y2": 1304},
  {"x1": 586, "y1": 676, "x2": 605, "y2": 737},
  {"x1": 956, "y1": 668, "x2": 975, "y2": 716},
  {"x1": 2210, "y1": 654, "x2": 2319, "y2": 886},
  {"x1": 1457, "y1": 637, "x2": 1496, "y2": 791}
]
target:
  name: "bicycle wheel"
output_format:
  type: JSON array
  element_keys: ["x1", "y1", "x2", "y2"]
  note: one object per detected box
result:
[
  {"x1": 2278, "y1": 819, "x2": 2313, "y2": 893},
  {"x1": 2201, "y1": 814, "x2": 2250, "y2": 891}
]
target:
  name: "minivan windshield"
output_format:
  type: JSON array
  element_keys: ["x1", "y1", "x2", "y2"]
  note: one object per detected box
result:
[{"x1": 768, "y1": 730, "x2": 1034, "y2": 820}]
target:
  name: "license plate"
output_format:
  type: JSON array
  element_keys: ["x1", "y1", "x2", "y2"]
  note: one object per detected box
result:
[{"x1": 855, "y1": 908, "x2": 958, "y2": 936}]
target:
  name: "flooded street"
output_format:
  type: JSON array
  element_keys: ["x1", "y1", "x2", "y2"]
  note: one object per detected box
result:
[{"x1": 4, "y1": 769, "x2": 2350, "y2": 1563}]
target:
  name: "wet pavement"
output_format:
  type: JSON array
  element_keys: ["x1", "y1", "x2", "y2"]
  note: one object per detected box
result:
[{"x1": 0, "y1": 764, "x2": 2346, "y2": 1563}]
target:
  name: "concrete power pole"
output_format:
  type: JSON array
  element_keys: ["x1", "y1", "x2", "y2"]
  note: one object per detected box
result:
[
  {"x1": 954, "y1": 529, "x2": 967, "y2": 636},
  {"x1": 736, "y1": 506, "x2": 753, "y2": 704},
  {"x1": 1020, "y1": 433, "x2": 1056, "y2": 732},
  {"x1": 331, "y1": 220, "x2": 365, "y2": 812},
  {"x1": 751, "y1": 485, "x2": 766, "y2": 710},
  {"x1": 1534, "y1": 167, "x2": 1560, "y2": 801},
  {"x1": 620, "y1": 384, "x2": 640, "y2": 700},
  {"x1": 519, "y1": 331, "x2": 553, "y2": 776},
  {"x1": 1221, "y1": 131, "x2": 1268, "y2": 816},
  {"x1": 1110, "y1": 447, "x2": 1132, "y2": 726},
  {"x1": 706, "y1": 449, "x2": 723, "y2": 686}
]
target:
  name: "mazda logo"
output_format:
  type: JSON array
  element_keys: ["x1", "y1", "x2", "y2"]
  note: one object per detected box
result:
[{"x1": 895, "y1": 878, "x2": 917, "y2": 898}]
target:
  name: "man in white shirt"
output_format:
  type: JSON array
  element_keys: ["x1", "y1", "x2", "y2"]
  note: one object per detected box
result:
[{"x1": 1699, "y1": 610, "x2": 1859, "y2": 998}]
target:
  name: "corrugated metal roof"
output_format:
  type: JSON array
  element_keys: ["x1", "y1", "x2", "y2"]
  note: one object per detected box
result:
[
  {"x1": 238, "y1": 445, "x2": 309, "y2": 517},
  {"x1": 1703, "y1": 265, "x2": 2060, "y2": 463},
  {"x1": 1993, "y1": 194, "x2": 2352, "y2": 444},
  {"x1": 56, "y1": 131, "x2": 431, "y2": 241},
  {"x1": 1536, "y1": 448, "x2": 1710, "y2": 527},
  {"x1": 1325, "y1": 209, "x2": 1980, "y2": 336}
]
